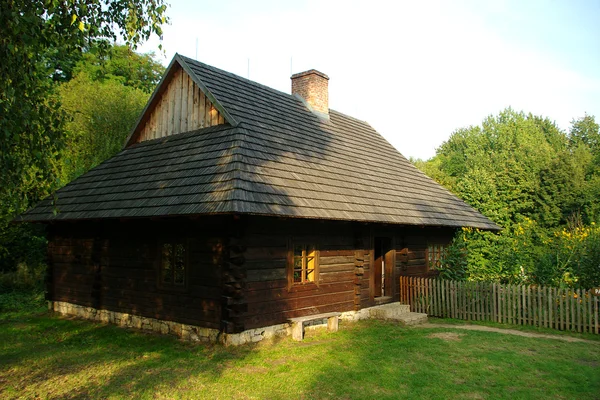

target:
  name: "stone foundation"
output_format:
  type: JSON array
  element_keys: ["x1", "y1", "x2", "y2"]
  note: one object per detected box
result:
[
  {"x1": 49, "y1": 301, "x2": 291, "y2": 346},
  {"x1": 50, "y1": 301, "x2": 423, "y2": 346}
]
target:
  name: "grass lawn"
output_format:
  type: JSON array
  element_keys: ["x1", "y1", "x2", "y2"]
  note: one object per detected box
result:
[{"x1": 1, "y1": 291, "x2": 599, "y2": 399}]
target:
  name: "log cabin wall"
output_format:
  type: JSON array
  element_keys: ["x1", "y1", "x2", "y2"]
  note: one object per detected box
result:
[
  {"x1": 134, "y1": 65, "x2": 225, "y2": 144},
  {"x1": 47, "y1": 217, "x2": 227, "y2": 330},
  {"x1": 393, "y1": 227, "x2": 455, "y2": 295},
  {"x1": 237, "y1": 217, "x2": 372, "y2": 331}
]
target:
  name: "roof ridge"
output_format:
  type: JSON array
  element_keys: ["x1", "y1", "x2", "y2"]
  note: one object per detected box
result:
[{"x1": 178, "y1": 54, "x2": 298, "y2": 103}]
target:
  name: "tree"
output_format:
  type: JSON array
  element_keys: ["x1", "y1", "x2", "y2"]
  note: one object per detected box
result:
[
  {"x1": 569, "y1": 113, "x2": 600, "y2": 154},
  {"x1": 0, "y1": 0, "x2": 168, "y2": 220},
  {"x1": 59, "y1": 71, "x2": 149, "y2": 181},
  {"x1": 0, "y1": 0, "x2": 168, "y2": 274},
  {"x1": 73, "y1": 44, "x2": 165, "y2": 93},
  {"x1": 418, "y1": 108, "x2": 600, "y2": 287}
]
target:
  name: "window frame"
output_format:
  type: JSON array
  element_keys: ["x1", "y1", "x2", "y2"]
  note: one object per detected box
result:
[
  {"x1": 426, "y1": 243, "x2": 447, "y2": 271},
  {"x1": 157, "y1": 239, "x2": 190, "y2": 292},
  {"x1": 287, "y1": 239, "x2": 320, "y2": 289}
]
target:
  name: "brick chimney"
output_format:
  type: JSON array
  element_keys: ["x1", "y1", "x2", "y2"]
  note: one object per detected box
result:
[{"x1": 291, "y1": 69, "x2": 329, "y2": 119}]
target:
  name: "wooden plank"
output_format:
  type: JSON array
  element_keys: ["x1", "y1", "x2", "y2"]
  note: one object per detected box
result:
[
  {"x1": 426, "y1": 278, "x2": 431, "y2": 315},
  {"x1": 448, "y1": 280, "x2": 453, "y2": 318},
  {"x1": 555, "y1": 287, "x2": 559, "y2": 330},
  {"x1": 198, "y1": 90, "x2": 206, "y2": 128},
  {"x1": 161, "y1": 87, "x2": 169, "y2": 137},
  {"x1": 539, "y1": 285, "x2": 543, "y2": 327},
  {"x1": 539, "y1": 285, "x2": 544, "y2": 328},
  {"x1": 181, "y1": 72, "x2": 189, "y2": 133},
  {"x1": 175, "y1": 68, "x2": 183, "y2": 134},
  {"x1": 205, "y1": 96, "x2": 211, "y2": 127},
  {"x1": 548, "y1": 286, "x2": 553, "y2": 330},
  {"x1": 430, "y1": 278, "x2": 435, "y2": 316},
  {"x1": 587, "y1": 288, "x2": 593, "y2": 333},
  {"x1": 560, "y1": 287, "x2": 565, "y2": 331},
  {"x1": 577, "y1": 288, "x2": 582, "y2": 333},
  {"x1": 516, "y1": 283, "x2": 521, "y2": 325},
  {"x1": 526, "y1": 285, "x2": 531, "y2": 326},
  {"x1": 420, "y1": 278, "x2": 425, "y2": 314},
  {"x1": 188, "y1": 73, "x2": 194, "y2": 131},
  {"x1": 399, "y1": 276, "x2": 404, "y2": 304},
  {"x1": 507, "y1": 284, "x2": 513, "y2": 325},
  {"x1": 453, "y1": 280, "x2": 458, "y2": 319},
  {"x1": 592, "y1": 296, "x2": 600, "y2": 335},
  {"x1": 492, "y1": 283, "x2": 497, "y2": 322},
  {"x1": 443, "y1": 279, "x2": 448, "y2": 318},
  {"x1": 191, "y1": 82, "x2": 198, "y2": 130},
  {"x1": 469, "y1": 281, "x2": 473, "y2": 321},
  {"x1": 419, "y1": 278, "x2": 424, "y2": 314},
  {"x1": 567, "y1": 287, "x2": 572, "y2": 331}
]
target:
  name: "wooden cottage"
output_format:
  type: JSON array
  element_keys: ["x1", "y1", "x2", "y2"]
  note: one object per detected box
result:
[{"x1": 21, "y1": 55, "x2": 499, "y2": 344}]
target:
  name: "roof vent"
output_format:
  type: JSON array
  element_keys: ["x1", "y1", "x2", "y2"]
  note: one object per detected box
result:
[{"x1": 291, "y1": 69, "x2": 329, "y2": 119}]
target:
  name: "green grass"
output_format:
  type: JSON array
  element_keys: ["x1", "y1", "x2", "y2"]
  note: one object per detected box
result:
[{"x1": 1, "y1": 292, "x2": 599, "y2": 399}]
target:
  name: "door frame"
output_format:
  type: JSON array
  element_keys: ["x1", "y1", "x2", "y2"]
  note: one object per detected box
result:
[{"x1": 371, "y1": 234, "x2": 395, "y2": 301}]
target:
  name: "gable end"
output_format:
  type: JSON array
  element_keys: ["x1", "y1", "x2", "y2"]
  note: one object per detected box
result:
[{"x1": 125, "y1": 55, "x2": 238, "y2": 146}]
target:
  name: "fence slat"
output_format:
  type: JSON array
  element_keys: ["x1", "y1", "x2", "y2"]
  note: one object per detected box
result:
[
  {"x1": 547, "y1": 286, "x2": 552, "y2": 330},
  {"x1": 594, "y1": 296, "x2": 600, "y2": 335},
  {"x1": 570, "y1": 288, "x2": 576, "y2": 331},
  {"x1": 507, "y1": 284, "x2": 511, "y2": 324},
  {"x1": 577, "y1": 288, "x2": 582, "y2": 333},
  {"x1": 587, "y1": 288, "x2": 592, "y2": 333}
]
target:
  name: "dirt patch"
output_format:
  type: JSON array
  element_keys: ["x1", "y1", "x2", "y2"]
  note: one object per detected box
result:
[
  {"x1": 239, "y1": 365, "x2": 269, "y2": 374},
  {"x1": 418, "y1": 323, "x2": 599, "y2": 344},
  {"x1": 577, "y1": 359, "x2": 599, "y2": 367},
  {"x1": 427, "y1": 332, "x2": 464, "y2": 341},
  {"x1": 461, "y1": 393, "x2": 485, "y2": 399}
]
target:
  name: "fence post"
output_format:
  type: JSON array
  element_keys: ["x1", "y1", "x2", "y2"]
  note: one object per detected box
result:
[
  {"x1": 594, "y1": 290, "x2": 600, "y2": 334},
  {"x1": 432, "y1": 278, "x2": 437, "y2": 317},
  {"x1": 577, "y1": 288, "x2": 582, "y2": 333},
  {"x1": 548, "y1": 286, "x2": 552, "y2": 330},
  {"x1": 587, "y1": 288, "x2": 592, "y2": 333},
  {"x1": 558, "y1": 287, "x2": 563, "y2": 331}
]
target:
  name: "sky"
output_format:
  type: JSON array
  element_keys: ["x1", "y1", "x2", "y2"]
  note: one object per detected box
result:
[{"x1": 138, "y1": 0, "x2": 600, "y2": 160}]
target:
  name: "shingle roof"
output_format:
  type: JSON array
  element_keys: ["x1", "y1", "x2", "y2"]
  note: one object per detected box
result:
[{"x1": 20, "y1": 54, "x2": 500, "y2": 230}]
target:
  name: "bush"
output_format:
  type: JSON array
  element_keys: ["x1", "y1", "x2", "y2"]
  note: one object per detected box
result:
[
  {"x1": 0, "y1": 262, "x2": 46, "y2": 293},
  {"x1": 439, "y1": 220, "x2": 600, "y2": 289}
]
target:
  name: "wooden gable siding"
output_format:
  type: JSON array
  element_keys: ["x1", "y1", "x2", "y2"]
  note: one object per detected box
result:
[
  {"x1": 135, "y1": 66, "x2": 225, "y2": 144},
  {"x1": 47, "y1": 219, "x2": 226, "y2": 329}
]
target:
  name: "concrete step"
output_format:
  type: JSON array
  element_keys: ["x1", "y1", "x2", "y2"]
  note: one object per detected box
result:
[
  {"x1": 396, "y1": 312, "x2": 428, "y2": 326},
  {"x1": 368, "y1": 303, "x2": 411, "y2": 319}
]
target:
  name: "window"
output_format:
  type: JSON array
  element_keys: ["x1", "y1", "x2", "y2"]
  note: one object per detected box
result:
[
  {"x1": 290, "y1": 243, "x2": 319, "y2": 285},
  {"x1": 427, "y1": 243, "x2": 447, "y2": 270},
  {"x1": 159, "y1": 241, "x2": 187, "y2": 288}
]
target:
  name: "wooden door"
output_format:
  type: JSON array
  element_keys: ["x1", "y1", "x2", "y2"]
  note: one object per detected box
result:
[{"x1": 373, "y1": 237, "x2": 393, "y2": 299}]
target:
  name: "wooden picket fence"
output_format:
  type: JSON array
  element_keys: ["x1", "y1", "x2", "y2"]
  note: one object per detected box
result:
[{"x1": 399, "y1": 276, "x2": 600, "y2": 334}]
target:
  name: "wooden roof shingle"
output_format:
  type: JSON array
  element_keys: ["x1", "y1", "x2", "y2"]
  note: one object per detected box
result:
[{"x1": 21, "y1": 55, "x2": 500, "y2": 230}]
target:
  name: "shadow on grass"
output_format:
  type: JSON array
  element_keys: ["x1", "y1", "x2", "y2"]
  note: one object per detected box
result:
[
  {"x1": 0, "y1": 309, "x2": 257, "y2": 399},
  {"x1": 1, "y1": 308, "x2": 599, "y2": 399}
]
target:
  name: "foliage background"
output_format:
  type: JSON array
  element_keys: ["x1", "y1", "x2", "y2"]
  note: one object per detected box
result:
[{"x1": 414, "y1": 109, "x2": 600, "y2": 288}]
